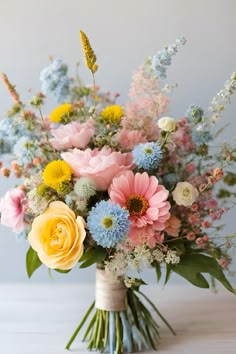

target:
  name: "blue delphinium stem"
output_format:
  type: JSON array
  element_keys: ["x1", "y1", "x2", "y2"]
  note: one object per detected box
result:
[
  {"x1": 120, "y1": 311, "x2": 133, "y2": 353},
  {"x1": 109, "y1": 311, "x2": 116, "y2": 354}
]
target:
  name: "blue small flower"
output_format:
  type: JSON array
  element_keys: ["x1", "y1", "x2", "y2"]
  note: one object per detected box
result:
[
  {"x1": 176, "y1": 37, "x2": 187, "y2": 45},
  {"x1": 162, "y1": 173, "x2": 179, "y2": 190},
  {"x1": 40, "y1": 58, "x2": 71, "y2": 102},
  {"x1": 151, "y1": 37, "x2": 186, "y2": 79},
  {"x1": 185, "y1": 104, "x2": 204, "y2": 123},
  {"x1": 192, "y1": 125, "x2": 213, "y2": 146},
  {"x1": 13, "y1": 136, "x2": 38, "y2": 165},
  {"x1": 87, "y1": 201, "x2": 130, "y2": 248},
  {"x1": 132, "y1": 142, "x2": 162, "y2": 170}
]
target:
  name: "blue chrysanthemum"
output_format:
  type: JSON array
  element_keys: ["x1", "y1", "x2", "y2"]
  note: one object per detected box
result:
[
  {"x1": 87, "y1": 201, "x2": 130, "y2": 248},
  {"x1": 132, "y1": 142, "x2": 162, "y2": 170}
]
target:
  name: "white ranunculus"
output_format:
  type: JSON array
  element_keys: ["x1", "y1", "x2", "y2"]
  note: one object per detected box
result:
[
  {"x1": 158, "y1": 117, "x2": 177, "y2": 132},
  {"x1": 172, "y1": 181, "x2": 199, "y2": 207}
]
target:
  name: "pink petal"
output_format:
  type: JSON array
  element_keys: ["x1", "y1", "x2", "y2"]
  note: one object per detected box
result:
[
  {"x1": 146, "y1": 207, "x2": 159, "y2": 220},
  {"x1": 149, "y1": 190, "x2": 169, "y2": 206},
  {"x1": 144, "y1": 176, "x2": 159, "y2": 199},
  {"x1": 134, "y1": 172, "x2": 149, "y2": 195}
]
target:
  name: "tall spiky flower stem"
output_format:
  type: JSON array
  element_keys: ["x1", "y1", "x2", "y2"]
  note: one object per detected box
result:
[
  {"x1": 80, "y1": 30, "x2": 98, "y2": 105},
  {"x1": 66, "y1": 268, "x2": 175, "y2": 353}
]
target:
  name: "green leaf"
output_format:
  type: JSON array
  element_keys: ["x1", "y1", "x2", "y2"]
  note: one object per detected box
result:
[
  {"x1": 154, "y1": 262, "x2": 162, "y2": 282},
  {"x1": 164, "y1": 263, "x2": 172, "y2": 286},
  {"x1": 173, "y1": 262, "x2": 209, "y2": 288},
  {"x1": 173, "y1": 254, "x2": 235, "y2": 293},
  {"x1": 130, "y1": 277, "x2": 147, "y2": 291},
  {"x1": 26, "y1": 247, "x2": 42, "y2": 278},
  {"x1": 79, "y1": 247, "x2": 107, "y2": 268},
  {"x1": 54, "y1": 268, "x2": 72, "y2": 274}
]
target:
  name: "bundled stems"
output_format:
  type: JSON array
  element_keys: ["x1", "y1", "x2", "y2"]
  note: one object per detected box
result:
[{"x1": 65, "y1": 288, "x2": 175, "y2": 353}]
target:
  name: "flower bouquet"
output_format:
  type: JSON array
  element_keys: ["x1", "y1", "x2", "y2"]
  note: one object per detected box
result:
[{"x1": 0, "y1": 30, "x2": 236, "y2": 353}]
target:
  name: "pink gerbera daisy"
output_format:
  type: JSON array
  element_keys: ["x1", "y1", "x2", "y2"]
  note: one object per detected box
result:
[{"x1": 109, "y1": 171, "x2": 170, "y2": 234}]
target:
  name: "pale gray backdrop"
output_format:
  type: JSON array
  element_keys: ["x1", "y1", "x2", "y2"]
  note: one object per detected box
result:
[{"x1": 0, "y1": 0, "x2": 235, "y2": 283}]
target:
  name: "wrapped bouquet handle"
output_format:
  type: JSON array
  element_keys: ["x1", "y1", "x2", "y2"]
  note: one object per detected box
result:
[
  {"x1": 95, "y1": 268, "x2": 127, "y2": 311},
  {"x1": 65, "y1": 266, "x2": 175, "y2": 353}
]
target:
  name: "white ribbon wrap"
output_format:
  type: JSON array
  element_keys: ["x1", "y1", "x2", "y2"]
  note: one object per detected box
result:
[{"x1": 95, "y1": 268, "x2": 127, "y2": 311}]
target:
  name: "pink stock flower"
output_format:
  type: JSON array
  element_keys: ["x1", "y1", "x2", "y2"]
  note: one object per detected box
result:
[
  {"x1": 174, "y1": 124, "x2": 195, "y2": 152},
  {"x1": 128, "y1": 226, "x2": 164, "y2": 248},
  {"x1": 164, "y1": 215, "x2": 181, "y2": 237},
  {"x1": 0, "y1": 188, "x2": 26, "y2": 232},
  {"x1": 109, "y1": 171, "x2": 170, "y2": 240},
  {"x1": 185, "y1": 162, "x2": 195, "y2": 174},
  {"x1": 206, "y1": 199, "x2": 218, "y2": 209},
  {"x1": 61, "y1": 147, "x2": 134, "y2": 191},
  {"x1": 195, "y1": 235, "x2": 209, "y2": 247},
  {"x1": 115, "y1": 129, "x2": 147, "y2": 150},
  {"x1": 50, "y1": 119, "x2": 95, "y2": 150},
  {"x1": 188, "y1": 212, "x2": 200, "y2": 225},
  {"x1": 218, "y1": 258, "x2": 230, "y2": 269},
  {"x1": 186, "y1": 231, "x2": 196, "y2": 241},
  {"x1": 201, "y1": 220, "x2": 211, "y2": 228}
]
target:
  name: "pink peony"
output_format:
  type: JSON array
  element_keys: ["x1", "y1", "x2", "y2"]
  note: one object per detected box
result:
[
  {"x1": 164, "y1": 215, "x2": 181, "y2": 237},
  {"x1": 61, "y1": 147, "x2": 134, "y2": 191},
  {"x1": 0, "y1": 187, "x2": 26, "y2": 232},
  {"x1": 50, "y1": 119, "x2": 95, "y2": 150},
  {"x1": 109, "y1": 171, "x2": 170, "y2": 240}
]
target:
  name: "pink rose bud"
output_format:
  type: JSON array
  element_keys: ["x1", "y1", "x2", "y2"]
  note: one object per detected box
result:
[
  {"x1": 33, "y1": 157, "x2": 43, "y2": 166},
  {"x1": 201, "y1": 220, "x2": 211, "y2": 228},
  {"x1": 186, "y1": 231, "x2": 196, "y2": 241}
]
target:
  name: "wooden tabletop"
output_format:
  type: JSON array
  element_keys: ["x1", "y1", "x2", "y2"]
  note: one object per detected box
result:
[{"x1": 0, "y1": 283, "x2": 235, "y2": 354}]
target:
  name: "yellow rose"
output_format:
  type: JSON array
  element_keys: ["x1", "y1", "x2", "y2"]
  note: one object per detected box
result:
[{"x1": 28, "y1": 201, "x2": 86, "y2": 270}]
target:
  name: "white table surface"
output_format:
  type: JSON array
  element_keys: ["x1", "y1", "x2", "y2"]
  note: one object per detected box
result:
[{"x1": 0, "y1": 283, "x2": 235, "y2": 354}]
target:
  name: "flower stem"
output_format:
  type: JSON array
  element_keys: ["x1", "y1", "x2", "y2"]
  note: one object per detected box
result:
[
  {"x1": 136, "y1": 290, "x2": 176, "y2": 335},
  {"x1": 65, "y1": 300, "x2": 95, "y2": 350}
]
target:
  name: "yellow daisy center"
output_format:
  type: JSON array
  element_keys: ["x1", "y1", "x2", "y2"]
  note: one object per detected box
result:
[
  {"x1": 43, "y1": 160, "x2": 72, "y2": 190},
  {"x1": 125, "y1": 194, "x2": 148, "y2": 217}
]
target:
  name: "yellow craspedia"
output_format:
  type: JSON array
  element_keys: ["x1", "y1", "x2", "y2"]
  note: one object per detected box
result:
[
  {"x1": 80, "y1": 30, "x2": 97, "y2": 73},
  {"x1": 49, "y1": 103, "x2": 72, "y2": 123},
  {"x1": 43, "y1": 160, "x2": 72, "y2": 190},
  {"x1": 100, "y1": 105, "x2": 124, "y2": 124}
]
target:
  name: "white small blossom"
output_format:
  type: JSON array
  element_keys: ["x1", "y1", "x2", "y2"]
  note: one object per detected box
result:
[
  {"x1": 152, "y1": 249, "x2": 164, "y2": 262},
  {"x1": 24, "y1": 172, "x2": 43, "y2": 189},
  {"x1": 105, "y1": 251, "x2": 128, "y2": 278},
  {"x1": 158, "y1": 117, "x2": 177, "y2": 132},
  {"x1": 124, "y1": 277, "x2": 136, "y2": 288},
  {"x1": 130, "y1": 246, "x2": 153, "y2": 270},
  {"x1": 172, "y1": 181, "x2": 199, "y2": 207},
  {"x1": 27, "y1": 188, "x2": 48, "y2": 216},
  {"x1": 165, "y1": 250, "x2": 180, "y2": 264},
  {"x1": 74, "y1": 177, "x2": 96, "y2": 199},
  {"x1": 76, "y1": 199, "x2": 88, "y2": 212}
]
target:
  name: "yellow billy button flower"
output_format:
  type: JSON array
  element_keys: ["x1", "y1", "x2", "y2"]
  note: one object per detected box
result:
[
  {"x1": 43, "y1": 160, "x2": 72, "y2": 191},
  {"x1": 101, "y1": 105, "x2": 124, "y2": 124},
  {"x1": 80, "y1": 30, "x2": 97, "y2": 73},
  {"x1": 49, "y1": 103, "x2": 72, "y2": 123},
  {"x1": 28, "y1": 201, "x2": 86, "y2": 270}
]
